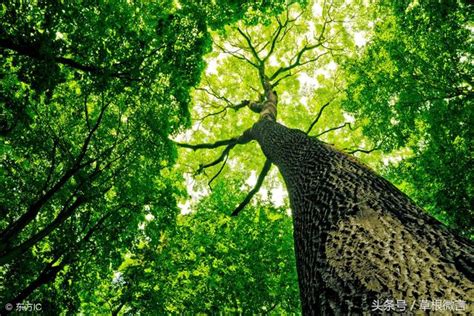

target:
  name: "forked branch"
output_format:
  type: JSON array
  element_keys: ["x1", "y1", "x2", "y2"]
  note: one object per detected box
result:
[
  {"x1": 176, "y1": 130, "x2": 254, "y2": 185},
  {"x1": 196, "y1": 143, "x2": 235, "y2": 175},
  {"x1": 175, "y1": 129, "x2": 252, "y2": 151}
]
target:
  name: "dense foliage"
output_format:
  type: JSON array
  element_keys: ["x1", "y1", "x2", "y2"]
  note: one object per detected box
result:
[
  {"x1": 80, "y1": 181, "x2": 299, "y2": 314},
  {"x1": 0, "y1": 0, "x2": 300, "y2": 313},
  {"x1": 344, "y1": 0, "x2": 473, "y2": 236},
  {"x1": 1, "y1": 0, "x2": 472, "y2": 314}
]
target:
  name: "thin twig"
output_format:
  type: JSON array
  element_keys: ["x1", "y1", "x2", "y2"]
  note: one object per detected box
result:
[
  {"x1": 315, "y1": 122, "x2": 350, "y2": 138},
  {"x1": 346, "y1": 147, "x2": 380, "y2": 155},
  {"x1": 306, "y1": 100, "x2": 333, "y2": 134}
]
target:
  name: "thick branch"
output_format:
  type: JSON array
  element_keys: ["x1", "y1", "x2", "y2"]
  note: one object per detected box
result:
[
  {"x1": 2, "y1": 209, "x2": 115, "y2": 311},
  {"x1": 231, "y1": 159, "x2": 272, "y2": 216},
  {"x1": 0, "y1": 38, "x2": 102, "y2": 73},
  {"x1": 0, "y1": 37, "x2": 145, "y2": 81},
  {"x1": 0, "y1": 195, "x2": 85, "y2": 266},
  {"x1": 0, "y1": 98, "x2": 110, "y2": 245},
  {"x1": 175, "y1": 129, "x2": 253, "y2": 151},
  {"x1": 176, "y1": 138, "x2": 240, "y2": 150}
]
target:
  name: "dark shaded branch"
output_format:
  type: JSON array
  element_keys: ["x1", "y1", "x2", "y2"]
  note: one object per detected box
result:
[
  {"x1": 196, "y1": 143, "x2": 235, "y2": 175},
  {"x1": 0, "y1": 97, "x2": 110, "y2": 245},
  {"x1": 84, "y1": 93, "x2": 91, "y2": 131},
  {"x1": 208, "y1": 153, "x2": 229, "y2": 189},
  {"x1": 2, "y1": 209, "x2": 116, "y2": 312},
  {"x1": 237, "y1": 28, "x2": 262, "y2": 65},
  {"x1": 0, "y1": 38, "x2": 101, "y2": 73},
  {"x1": 175, "y1": 129, "x2": 253, "y2": 151},
  {"x1": 346, "y1": 147, "x2": 380, "y2": 155},
  {"x1": 0, "y1": 195, "x2": 85, "y2": 266},
  {"x1": 215, "y1": 43, "x2": 258, "y2": 68},
  {"x1": 269, "y1": 44, "x2": 324, "y2": 81},
  {"x1": 0, "y1": 37, "x2": 147, "y2": 81},
  {"x1": 39, "y1": 139, "x2": 58, "y2": 194},
  {"x1": 306, "y1": 100, "x2": 333, "y2": 134},
  {"x1": 231, "y1": 159, "x2": 272, "y2": 216},
  {"x1": 176, "y1": 138, "x2": 238, "y2": 150},
  {"x1": 315, "y1": 122, "x2": 351, "y2": 138}
]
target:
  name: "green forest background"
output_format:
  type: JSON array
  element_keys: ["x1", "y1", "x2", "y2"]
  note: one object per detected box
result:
[{"x1": 1, "y1": 0, "x2": 472, "y2": 314}]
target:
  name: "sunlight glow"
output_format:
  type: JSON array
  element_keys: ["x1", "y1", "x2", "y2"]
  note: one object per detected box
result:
[
  {"x1": 312, "y1": 2, "x2": 322, "y2": 17},
  {"x1": 354, "y1": 31, "x2": 367, "y2": 47}
]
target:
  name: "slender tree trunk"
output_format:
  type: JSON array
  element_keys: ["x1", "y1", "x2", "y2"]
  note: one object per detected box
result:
[{"x1": 250, "y1": 119, "x2": 474, "y2": 314}]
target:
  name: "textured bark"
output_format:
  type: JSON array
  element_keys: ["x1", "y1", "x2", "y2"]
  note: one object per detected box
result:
[{"x1": 250, "y1": 119, "x2": 474, "y2": 315}]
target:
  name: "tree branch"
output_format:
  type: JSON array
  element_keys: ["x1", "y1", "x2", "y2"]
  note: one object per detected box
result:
[
  {"x1": 237, "y1": 28, "x2": 263, "y2": 65},
  {"x1": 175, "y1": 129, "x2": 253, "y2": 151},
  {"x1": 0, "y1": 96, "x2": 111, "y2": 245},
  {"x1": 306, "y1": 100, "x2": 333, "y2": 134},
  {"x1": 231, "y1": 159, "x2": 272, "y2": 216},
  {"x1": 262, "y1": 16, "x2": 287, "y2": 62},
  {"x1": 215, "y1": 43, "x2": 259, "y2": 68},
  {"x1": 176, "y1": 138, "x2": 239, "y2": 150},
  {"x1": 0, "y1": 37, "x2": 147, "y2": 81},
  {"x1": 269, "y1": 44, "x2": 323, "y2": 81},
  {"x1": 271, "y1": 70, "x2": 300, "y2": 88},
  {"x1": 196, "y1": 143, "x2": 235, "y2": 175},
  {"x1": 208, "y1": 153, "x2": 229, "y2": 189},
  {"x1": 315, "y1": 122, "x2": 351, "y2": 138},
  {"x1": 195, "y1": 87, "x2": 250, "y2": 121},
  {"x1": 346, "y1": 146, "x2": 380, "y2": 155},
  {"x1": 236, "y1": 28, "x2": 267, "y2": 88}
]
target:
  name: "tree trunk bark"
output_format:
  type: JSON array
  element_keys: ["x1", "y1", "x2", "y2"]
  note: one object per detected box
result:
[{"x1": 250, "y1": 119, "x2": 473, "y2": 314}]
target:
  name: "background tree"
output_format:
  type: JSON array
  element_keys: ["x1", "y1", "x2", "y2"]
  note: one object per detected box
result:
[
  {"x1": 78, "y1": 180, "x2": 299, "y2": 314},
  {"x1": 1, "y1": 0, "x2": 299, "y2": 313},
  {"x1": 344, "y1": 0, "x2": 473, "y2": 236}
]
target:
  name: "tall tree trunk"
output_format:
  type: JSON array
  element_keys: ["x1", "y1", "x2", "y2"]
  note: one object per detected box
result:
[{"x1": 250, "y1": 119, "x2": 473, "y2": 314}]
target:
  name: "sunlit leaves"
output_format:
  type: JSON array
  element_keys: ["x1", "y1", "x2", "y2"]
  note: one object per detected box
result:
[
  {"x1": 102, "y1": 180, "x2": 300, "y2": 314},
  {"x1": 177, "y1": 0, "x2": 379, "y2": 208}
]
